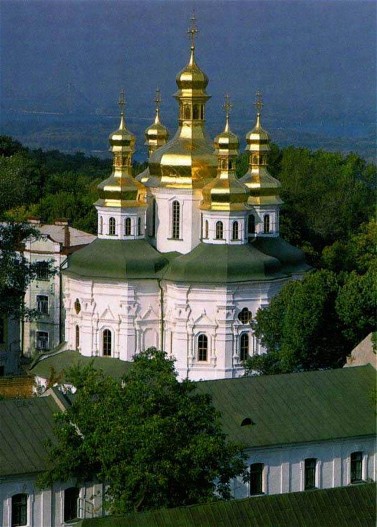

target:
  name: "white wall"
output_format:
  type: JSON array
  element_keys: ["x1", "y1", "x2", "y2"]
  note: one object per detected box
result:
[
  {"x1": 232, "y1": 436, "x2": 376, "y2": 498},
  {"x1": 0, "y1": 475, "x2": 103, "y2": 527}
]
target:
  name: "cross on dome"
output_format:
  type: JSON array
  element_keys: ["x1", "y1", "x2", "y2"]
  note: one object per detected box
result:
[
  {"x1": 187, "y1": 11, "x2": 198, "y2": 50},
  {"x1": 223, "y1": 94, "x2": 233, "y2": 118},
  {"x1": 118, "y1": 89, "x2": 126, "y2": 115},
  {"x1": 154, "y1": 87, "x2": 161, "y2": 110},
  {"x1": 255, "y1": 90, "x2": 263, "y2": 114}
]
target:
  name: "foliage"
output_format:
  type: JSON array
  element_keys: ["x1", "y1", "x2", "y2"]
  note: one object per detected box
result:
[
  {"x1": 0, "y1": 222, "x2": 54, "y2": 319},
  {"x1": 245, "y1": 270, "x2": 350, "y2": 375},
  {"x1": 39, "y1": 349, "x2": 246, "y2": 513}
]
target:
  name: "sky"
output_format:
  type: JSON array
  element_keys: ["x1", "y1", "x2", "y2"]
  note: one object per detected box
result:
[{"x1": 1, "y1": 0, "x2": 376, "y2": 146}]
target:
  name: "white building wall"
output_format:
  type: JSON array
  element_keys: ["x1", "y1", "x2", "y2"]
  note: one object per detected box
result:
[
  {"x1": 0, "y1": 475, "x2": 103, "y2": 527},
  {"x1": 232, "y1": 436, "x2": 376, "y2": 498},
  {"x1": 151, "y1": 187, "x2": 202, "y2": 255}
]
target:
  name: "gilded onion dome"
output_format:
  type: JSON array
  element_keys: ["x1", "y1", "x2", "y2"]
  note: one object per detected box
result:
[
  {"x1": 240, "y1": 91, "x2": 282, "y2": 206},
  {"x1": 201, "y1": 96, "x2": 249, "y2": 211},
  {"x1": 96, "y1": 91, "x2": 146, "y2": 208},
  {"x1": 144, "y1": 88, "x2": 169, "y2": 158},
  {"x1": 148, "y1": 14, "x2": 217, "y2": 189}
]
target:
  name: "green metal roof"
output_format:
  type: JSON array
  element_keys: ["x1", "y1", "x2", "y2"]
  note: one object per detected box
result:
[
  {"x1": 163, "y1": 242, "x2": 284, "y2": 283},
  {"x1": 30, "y1": 350, "x2": 133, "y2": 381},
  {"x1": 252, "y1": 236, "x2": 311, "y2": 274},
  {"x1": 63, "y1": 237, "x2": 309, "y2": 284},
  {"x1": 197, "y1": 365, "x2": 376, "y2": 447},
  {"x1": 0, "y1": 395, "x2": 61, "y2": 476},
  {"x1": 64, "y1": 238, "x2": 169, "y2": 280},
  {"x1": 77, "y1": 483, "x2": 376, "y2": 527}
]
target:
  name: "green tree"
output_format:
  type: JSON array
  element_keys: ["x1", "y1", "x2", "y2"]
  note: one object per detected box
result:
[
  {"x1": 39, "y1": 349, "x2": 246, "y2": 513},
  {"x1": 246, "y1": 270, "x2": 349, "y2": 375},
  {"x1": 0, "y1": 222, "x2": 53, "y2": 319}
]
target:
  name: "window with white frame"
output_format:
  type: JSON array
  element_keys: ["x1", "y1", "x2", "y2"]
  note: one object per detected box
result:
[
  {"x1": 75, "y1": 325, "x2": 80, "y2": 350},
  {"x1": 64, "y1": 487, "x2": 80, "y2": 523},
  {"x1": 248, "y1": 215, "x2": 255, "y2": 235},
  {"x1": 35, "y1": 261, "x2": 49, "y2": 280},
  {"x1": 240, "y1": 333, "x2": 249, "y2": 361},
  {"x1": 172, "y1": 200, "x2": 180, "y2": 239},
  {"x1": 36, "y1": 295, "x2": 48, "y2": 315},
  {"x1": 36, "y1": 331, "x2": 49, "y2": 350},
  {"x1": 124, "y1": 217, "x2": 131, "y2": 236},
  {"x1": 197, "y1": 334, "x2": 208, "y2": 362},
  {"x1": 11, "y1": 493, "x2": 28, "y2": 527},
  {"x1": 109, "y1": 217, "x2": 116, "y2": 236},
  {"x1": 304, "y1": 458, "x2": 317, "y2": 489},
  {"x1": 250, "y1": 463, "x2": 264, "y2": 495},
  {"x1": 350, "y1": 451, "x2": 363, "y2": 483},
  {"x1": 103, "y1": 329, "x2": 112, "y2": 357},
  {"x1": 232, "y1": 221, "x2": 239, "y2": 240},
  {"x1": 263, "y1": 214, "x2": 270, "y2": 233},
  {"x1": 215, "y1": 221, "x2": 223, "y2": 240}
]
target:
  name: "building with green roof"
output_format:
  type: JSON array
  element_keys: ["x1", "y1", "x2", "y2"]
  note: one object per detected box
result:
[{"x1": 58, "y1": 17, "x2": 309, "y2": 381}]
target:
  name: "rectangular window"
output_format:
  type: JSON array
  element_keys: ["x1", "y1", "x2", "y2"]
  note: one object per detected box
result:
[
  {"x1": 351, "y1": 452, "x2": 363, "y2": 483},
  {"x1": 36, "y1": 331, "x2": 49, "y2": 351},
  {"x1": 35, "y1": 261, "x2": 49, "y2": 281},
  {"x1": 250, "y1": 463, "x2": 264, "y2": 495},
  {"x1": 12, "y1": 493, "x2": 28, "y2": 526},
  {"x1": 64, "y1": 487, "x2": 80, "y2": 522},
  {"x1": 304, "y1": 458, "x2": 317, "y2": 489},
  {"x1": 36, "y1": 295, "x2": 49, "y2": 315}
]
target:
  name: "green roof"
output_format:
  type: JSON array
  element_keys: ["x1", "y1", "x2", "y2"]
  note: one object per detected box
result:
[
  {"x1": 30, "y1": 350, "x2": 133, "y2": 381},
  {"x1": 64, "y1": 237, "x2": 309, "y2": 284},
  {"x1": 78, "y1": 483, "x2": 376, "y2": 527},
  {"x1": 0, "y1": 395, "x2": 61, "y2": 476},
  {"x1": 64, "y1": 238, "x2": 169, "y2": 280},
  {"x1": 197, "y1": 365, "x2": 376, "y2": 447},
  {"x1": 163, "y1": 242, "x2": 284, "y2": 283}
]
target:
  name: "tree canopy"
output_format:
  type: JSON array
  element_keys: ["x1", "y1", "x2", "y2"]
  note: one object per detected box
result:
[{"x1": 39, "y1": 349, "x2": 246, "y2": 513}]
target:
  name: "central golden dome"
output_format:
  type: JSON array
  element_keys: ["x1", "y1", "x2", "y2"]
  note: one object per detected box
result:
[{"x1": 148, "y1": 42, "x2": 217, "y2": 189}]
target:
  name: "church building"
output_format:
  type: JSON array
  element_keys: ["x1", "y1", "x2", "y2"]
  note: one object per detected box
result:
[{"x1": 62, "y1": 21, "x2": 309, "y2": 380}]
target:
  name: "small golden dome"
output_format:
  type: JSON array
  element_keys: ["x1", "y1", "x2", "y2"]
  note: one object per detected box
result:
[{"x1": 144, "y1": 89, "x2": 169, "y2": 154}]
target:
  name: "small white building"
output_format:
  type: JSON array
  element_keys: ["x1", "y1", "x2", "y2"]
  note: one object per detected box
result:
[{"x1": 22, "y1": 219, "x2": 95, "y2": 358}]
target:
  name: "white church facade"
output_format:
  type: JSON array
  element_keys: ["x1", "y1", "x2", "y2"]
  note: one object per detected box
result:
[{"x1": 61, "y1": 28, "x2": 309, "y2": 381}]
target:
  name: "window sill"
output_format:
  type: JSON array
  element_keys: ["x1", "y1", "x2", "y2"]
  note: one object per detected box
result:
[{"x1": 167, "y1": 237, "x2": 183, "y2": 241}]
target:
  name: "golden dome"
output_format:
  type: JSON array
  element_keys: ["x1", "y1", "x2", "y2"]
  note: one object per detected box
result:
[
  {"x1": 240, "y1": 92, "x2": 282, "y2": 206},
  {"x1": 144, "y1": 89, "x2": 169, "y2": 157},
  {"x1": 148, "y1": 18, "x2": 217, "y2": 189},
  {"x1": 96, "y1": 92, "x2": 146, "y2": 208},
  {"x1": 201, "y1": 103, "x2": 249, "y2": 212}
]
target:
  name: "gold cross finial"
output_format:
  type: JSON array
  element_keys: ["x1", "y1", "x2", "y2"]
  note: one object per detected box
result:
[
  {"x1": 187, "y1": 11, "x2": 198, "y2": 49},
  {"x1": 118, "y1": 89, "x2": 126, "y2": 115},
  {"x1": 255, "y1": 90, "x2": 263, "y2": 114},
  {"x1": 154, "y1": 87, "x2": 161, "y2": 110},
  {"x1": 223, "y1": 94, "x2": 233, "y2": 119}
]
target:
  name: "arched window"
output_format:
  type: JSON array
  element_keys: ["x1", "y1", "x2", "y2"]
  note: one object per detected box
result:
[
  {"x1": 12, "y1": 493, "x2": 28, "y2": 527},
  {"x1": 109, "y1": 217, "x2": 116, "y2": 236},
  {"x1": 99, "y1": 216, "x2": 103, "y2": 235},
  {"x1": 103, "y1": 329, "x2": 112, "y2": 357},
  {"x1": 138, "y1": 217, "x2": 142, "y2": 236},
  {"x1": 215, "y1": 221, "x2": 223, "y2": 240},
  {"x1": 75, "y1": 325, "x2": 80, "y2": 350},
  {"x1": 172, "y1": 201, "x2": 180, "y2": 239},
  {"x1": 232, "y1": 221, "x2": 239, "y2": 240},
  {"x1": 350, "y1": 452, "x2": 363, "y2": 483},
  {"x1": 204, "y1": 220, "x2": 209, "y2": 239},
  {"x1": 240, "y1": 333, "x2": 249, "y2": 361},
  {"x1": 124, "y1": 217, "x2": 131, "y2": 236},
  {"x1": 305, "y1": 458, "x2": 317, "y2": 490},
  {"x1": 248, "y1": 215, "x2": 255, "y2": 235},
  {"x1": 74, "y1": 299, "x2": 81, "y2": 314},
  {"x1": 197, "y1": 334, "x2": 208, "y2": 362},
  {"x1": 193, "y1": 104, "x2": 199, "y2": 119},
  {"x1": 263, "y1": 214, "x2": 270, "y2": 233},
  {"x1": 250, "y1": 463, "x2": 264, "y2": 495},
  {"x1": 64, "y1": 487, "x2": 80, "y2": 523},
  {"x1": 184, "y1": 105, "x2": 191, "y2": 119}
]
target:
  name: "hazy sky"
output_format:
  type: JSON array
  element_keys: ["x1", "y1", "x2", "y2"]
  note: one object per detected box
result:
[{"x1": 1, "y1": 0, "x2": 376, "y2": 134}]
